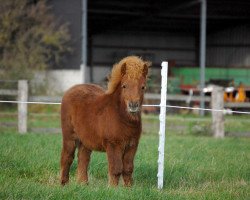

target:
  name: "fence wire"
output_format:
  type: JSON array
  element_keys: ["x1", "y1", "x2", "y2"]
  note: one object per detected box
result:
[{"x1": 1, "y1": 100, "x2": 250, "y2": 115}]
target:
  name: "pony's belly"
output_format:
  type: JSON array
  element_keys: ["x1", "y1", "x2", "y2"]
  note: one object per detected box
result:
[
  {"x1": 84, "y1": 141, "x2": 105, "y2": 152},
  {"x1": 78, "y1": 133, "x2": 106, "y2": 152}
]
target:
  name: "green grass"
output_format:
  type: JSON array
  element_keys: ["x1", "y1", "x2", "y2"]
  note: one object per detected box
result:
[
  {"x1": 1, "y1": 109, "x2": 249, "y2": 135},
  {"x1": 143, "y1": 114, "x2": 250, "y2": 136},
  {"x1": 0, "y1": 131, "x2": 249, "y2": 200}
]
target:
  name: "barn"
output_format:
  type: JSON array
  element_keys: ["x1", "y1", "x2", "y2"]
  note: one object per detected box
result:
[{"x1": 47, "y1": 0, "x2": 250, "y2": 95}]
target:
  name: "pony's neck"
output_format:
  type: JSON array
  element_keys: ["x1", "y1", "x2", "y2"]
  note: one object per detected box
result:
[{"x1": 110, "y1": 85, "x2": 141, "y2": 125}]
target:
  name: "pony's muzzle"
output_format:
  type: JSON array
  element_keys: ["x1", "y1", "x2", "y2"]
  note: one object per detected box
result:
[{"x1": 128, "y1": 101, "x2": 140, "y2": 113}]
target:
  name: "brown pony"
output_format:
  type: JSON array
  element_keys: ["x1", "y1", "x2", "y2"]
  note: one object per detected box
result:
[{"x1": 60, "y1": 56, "x2": 150, "y2": 186}]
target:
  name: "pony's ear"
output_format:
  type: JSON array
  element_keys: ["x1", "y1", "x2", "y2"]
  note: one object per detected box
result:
[
  {"x1": 143, "y1": 61, "x2": 151, "y2": 77},
  {"x1": 145, "y1": 61, "x2": 152, "y2": 68},
  {"x1": 121, "y1": 63, "x2": 126, "y2": 76},
  {"x1": 107, "y1": 74, "x2": 111, "y2": 81}
]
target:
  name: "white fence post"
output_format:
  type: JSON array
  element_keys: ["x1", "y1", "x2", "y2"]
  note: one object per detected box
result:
[
  {"x1": 211, "y1": 86, "x2": 224, "y2": 138},
  {"x1": 157, "y1": 61, "x2": 168, "y2": 189},
  {"x1": 18, "y1": 80, "x2": 28, "y2": 134}
]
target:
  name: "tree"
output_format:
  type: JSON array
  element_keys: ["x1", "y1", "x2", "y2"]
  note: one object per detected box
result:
[{"x1": 0, "y1": 0, "x2": 71, "y2": 80}]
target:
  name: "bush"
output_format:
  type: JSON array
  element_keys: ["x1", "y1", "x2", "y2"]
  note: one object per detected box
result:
[{"x1": 0, "y1": 0, "x2": 71, "y2": 80}]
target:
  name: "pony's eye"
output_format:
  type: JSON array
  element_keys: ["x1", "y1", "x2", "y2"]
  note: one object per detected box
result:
[
  {"x1": 141, "y1": 86, "x2": 146, "y2": 90},
  {"x1": 122, "y1": 84, "x2": 126, "y2": 89}
]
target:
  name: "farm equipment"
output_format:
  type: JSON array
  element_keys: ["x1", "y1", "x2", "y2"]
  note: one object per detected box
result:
[
  {"x1": 224, "y1": 83, "x2": 248, "y2": 103},
  {"x1": 171, "y1": 67, "x2": 250, "y2": 103}
]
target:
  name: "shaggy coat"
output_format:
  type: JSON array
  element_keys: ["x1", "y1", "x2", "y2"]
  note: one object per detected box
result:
[{"x1": 60, "y1": 56, "x2": 150, "y2": 186}]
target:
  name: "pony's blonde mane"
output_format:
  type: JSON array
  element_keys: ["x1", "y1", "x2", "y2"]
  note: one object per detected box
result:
[{"x1": 106, "y1": 56, "x2": 150, "y2": 94}]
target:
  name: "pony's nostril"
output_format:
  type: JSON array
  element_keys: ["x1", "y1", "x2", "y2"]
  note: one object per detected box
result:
[
  {"x1": 128, "y1": 101, "x2": 140, "y2": 113},
  {"x1": 129, "y1": 102, "x2": 139, "y2": 109}
]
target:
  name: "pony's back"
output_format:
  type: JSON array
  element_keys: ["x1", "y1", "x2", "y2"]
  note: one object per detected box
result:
[{"x1": 62, "y1": 84, "x2": 104, "y2": 104}]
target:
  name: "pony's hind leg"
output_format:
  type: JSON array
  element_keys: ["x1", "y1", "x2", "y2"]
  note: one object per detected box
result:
[
  {"x1": 77, "y1": 141, "x2": 92, "y2": 184},
  {"x1": 60, "y1": 139, "x2": 76, "y2": 185}
]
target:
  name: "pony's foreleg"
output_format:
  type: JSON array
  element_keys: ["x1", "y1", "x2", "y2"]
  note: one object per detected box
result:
[
  {"x1": 106, "y1": 144, "x2": 123, "y2": 186},
  {"x1": 77, "y1": 142, "x2": 92, "y2": 184},
  {"x1": 60, "y1": 139, "x2": 76, "y2": 185},
  {"x1": 122, "y1": 142, "x2": 138, "y2": 187}
]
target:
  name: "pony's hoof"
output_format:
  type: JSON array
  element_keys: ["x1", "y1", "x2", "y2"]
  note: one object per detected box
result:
[
  {"x1": 77, "y1": 180, "x2": 89, "y2": 185},
  {"x1": 108, "y1": 181, "x2": 119, "y2": 187},
  {"x1": 123, "y1": 182, "x2": 132, "y2": 187},
  {"x1": 60, "y1": 179, "x2": 69, "y2": 186}
]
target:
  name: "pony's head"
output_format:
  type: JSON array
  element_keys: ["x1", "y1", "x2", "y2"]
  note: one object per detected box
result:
[{"x1": 107, "y1": 56, "x2": 151, "y2": 114}]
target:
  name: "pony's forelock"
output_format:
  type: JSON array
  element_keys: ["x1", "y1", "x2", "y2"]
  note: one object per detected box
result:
[{"x1": 106, "y1": 56, "x2": 150, "y2": 94}]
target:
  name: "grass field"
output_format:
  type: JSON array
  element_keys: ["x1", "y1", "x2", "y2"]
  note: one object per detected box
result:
[
  {"x1": 0, "y1": 130, "x2": 249, "y2": 200},
  {"x1": 1, "y1": 110, "x2": 250, "y2": 136}
]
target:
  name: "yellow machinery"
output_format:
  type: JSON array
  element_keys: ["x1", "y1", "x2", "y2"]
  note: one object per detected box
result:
[{"x1": 224, "y1": 83, "x2": 247, "y2": 102}]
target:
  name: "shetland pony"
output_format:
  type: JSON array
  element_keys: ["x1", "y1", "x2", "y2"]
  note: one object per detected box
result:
[{"x1": 60, "y1": 56, "x2": 150, "y2": 186}]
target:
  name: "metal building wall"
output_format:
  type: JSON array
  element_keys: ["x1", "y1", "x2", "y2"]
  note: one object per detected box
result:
[
  {"x1": 207, "y1": 25, "x2": 250, "y2": 67},
  {"x1": 50, "y1": 0, "x2": 82, "y2": 69},
  {"x1": 91, "y1": 33, "x2": 197, "y2": 67}
]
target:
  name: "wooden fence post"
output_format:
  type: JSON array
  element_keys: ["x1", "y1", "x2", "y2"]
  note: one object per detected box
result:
[
  {"x1": 18, "y1": 80, "x2": 28, "y2": 133},
  {"x1": 211, "y1": 86, "x2": 224, "y2": 138}
]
